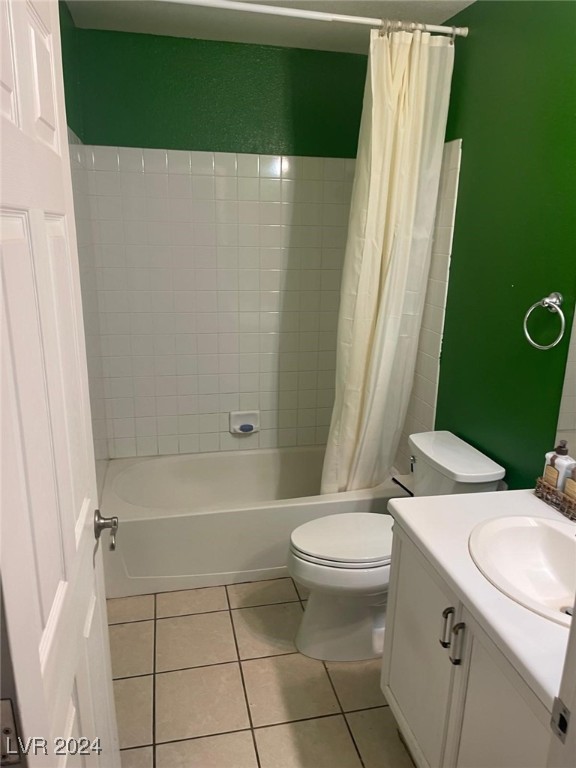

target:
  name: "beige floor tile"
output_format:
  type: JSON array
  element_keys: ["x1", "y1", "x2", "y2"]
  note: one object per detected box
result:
[
  {"x1": 156, "y1": 731, "x2": 258, "y2": 768},
  {"x1": 107, "y1": 595, "x2": 154, "y2": 625},
  {"x1": 120, "y1": 746, "x2": 153, "y2": 768},
  {"x1": 113, "y1": 676, "x2": 153, "y2": 749},
  {"x1": 109, "y1": 621, "x2": 154, "y2": 679},
  {"x1": 346, "y1": 707, "x2": 414, "y2": 768},
  {"x1": 155, "y1": 663, "x2": 250, "y2": 742},
  {"x1": 156, "y1": 586, "x2": 228, "y2": 618},
  {"x1": 156, "y1": 611, "x2": 237, "y2": 672},
  {"x1": 325, "y1": 658, "x2": 387, "y2": 711},
  {"x1": 242, "y1": 653, "x2": 339, "y2": 727},
  {"x1": 227, "y1": 578, "x2": 299, "y2": 608},
  {"x1": 255, "y1": 715, "x2": 362, "y2": 768},
  {"x1": 232, "y1": 603, "x2": 303, "y2": 659}
]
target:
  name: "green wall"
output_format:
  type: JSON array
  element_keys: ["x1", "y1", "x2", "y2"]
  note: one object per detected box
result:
[
  {"x1": 59, "y1": 1, "x2": 84, "y2": 138},
  {"x1": 436, "y1": 1, "x2": 576, "y2": 489},
  {"x1": 58, "y1": 3, "x2": 366, "y2": 157},
  {"x1": 60, "y1": 1, "x2": 575, "y2": 488}
]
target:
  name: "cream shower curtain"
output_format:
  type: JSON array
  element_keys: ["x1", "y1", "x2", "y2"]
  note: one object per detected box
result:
[{"x1": 321, "y1": 29, "x2": 455, "y2": 493}]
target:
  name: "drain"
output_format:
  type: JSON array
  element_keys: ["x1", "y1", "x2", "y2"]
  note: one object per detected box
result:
[{"x1": 560, "y1": 606, "x2": 573, "y2": 616}]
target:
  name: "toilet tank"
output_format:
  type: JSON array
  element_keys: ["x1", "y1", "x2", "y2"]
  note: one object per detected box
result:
[{"x1": 408, "y1": 431, "x2": 505, "y2": 497}]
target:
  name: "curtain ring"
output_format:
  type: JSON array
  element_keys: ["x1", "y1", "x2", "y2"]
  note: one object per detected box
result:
[
  {"x1": 379, "y1": 19, "x2": 391, "y2": 38},
  {"x1": 450, "y1": 26, "x2": 457, "y2": 45}
]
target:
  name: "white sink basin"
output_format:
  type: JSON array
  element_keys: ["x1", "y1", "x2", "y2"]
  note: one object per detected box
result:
[{"x1": 469, "y1": 516, "x2": 576, "y2": 627}]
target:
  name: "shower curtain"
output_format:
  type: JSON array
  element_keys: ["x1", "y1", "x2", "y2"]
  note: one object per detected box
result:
[{"x1": 321, "y1": 29, "x2": 455, "y2": 493}]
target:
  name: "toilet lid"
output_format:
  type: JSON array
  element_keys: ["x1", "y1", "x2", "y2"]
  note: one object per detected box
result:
[{"x1": 290, "y1": 513, "x2": 394, "y2": 566}]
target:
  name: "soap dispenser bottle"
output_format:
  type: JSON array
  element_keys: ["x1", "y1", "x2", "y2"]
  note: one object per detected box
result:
[{"x1": 543, "y1": 440, "x2": 576, "y2": 490}]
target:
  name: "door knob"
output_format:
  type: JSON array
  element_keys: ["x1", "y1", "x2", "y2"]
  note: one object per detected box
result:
[{"x1": 94, "y1": 509, "x2": 119, "y2": 551}]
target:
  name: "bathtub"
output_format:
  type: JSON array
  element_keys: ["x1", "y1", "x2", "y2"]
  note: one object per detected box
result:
[{"x1": 101, "y1": 446, "x2": 408, "y2": 598}]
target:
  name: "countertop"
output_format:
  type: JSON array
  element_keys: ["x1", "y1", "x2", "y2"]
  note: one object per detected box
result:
[{"x1": 387, "y1": 489, "x2": 573, "y2": 711}]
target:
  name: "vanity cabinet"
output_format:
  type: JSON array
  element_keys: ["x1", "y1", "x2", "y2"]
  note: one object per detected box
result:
[{"x1": 381, "y1": 528, "x2": 551, "y2": 768}]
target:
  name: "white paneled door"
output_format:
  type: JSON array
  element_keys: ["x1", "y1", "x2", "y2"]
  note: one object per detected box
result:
[{"x1": 0, "y1": 1, "x2": 120, "y2": 766}]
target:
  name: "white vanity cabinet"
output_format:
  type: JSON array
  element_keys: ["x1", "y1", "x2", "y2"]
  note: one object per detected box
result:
[{"x1": 382, "y1": 527, "x2": 551, "y2": 768}]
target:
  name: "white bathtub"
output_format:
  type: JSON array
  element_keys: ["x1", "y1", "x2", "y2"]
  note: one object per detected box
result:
[{"x1": 101, "y1": 446, "x2": 407, "y2": 598}]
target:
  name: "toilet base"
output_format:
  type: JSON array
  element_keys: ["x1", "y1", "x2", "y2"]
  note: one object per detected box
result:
[{"x1": 295, "y1": 590, "x2": 387, "y2": 662}]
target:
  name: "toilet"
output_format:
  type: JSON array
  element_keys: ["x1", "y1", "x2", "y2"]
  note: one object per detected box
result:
[{"x1": 288, "y1": 431, "x2": 505, "y2": 662}]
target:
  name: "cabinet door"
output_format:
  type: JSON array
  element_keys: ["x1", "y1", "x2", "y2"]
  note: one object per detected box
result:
[
  {"x1": 383, "y1": 533, "x2": 459, "y2": 768},
  {"x1": 454, "y1": 610, "x2": 550, "y2": 768}
]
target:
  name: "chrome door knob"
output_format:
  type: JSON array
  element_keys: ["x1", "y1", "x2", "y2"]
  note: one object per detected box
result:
[{"x1": 94, "y1": 509, "x2": 119, "y2": 551}]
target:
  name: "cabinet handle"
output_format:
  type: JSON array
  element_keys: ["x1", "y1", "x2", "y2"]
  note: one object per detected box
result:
[
  {"x1": 449, "y1": 622, "x2": 466, "y2": 665},
  {"x1": 439, "y1": 607, "x2": 455, "y2": 648}
]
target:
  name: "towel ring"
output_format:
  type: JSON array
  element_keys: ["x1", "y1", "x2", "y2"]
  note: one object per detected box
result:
[{"x1": 523, "y1": 292, "x2": 565, "y2": 350}]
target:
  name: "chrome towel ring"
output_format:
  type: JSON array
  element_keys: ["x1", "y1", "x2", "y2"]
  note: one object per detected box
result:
[{"x1": 523, "y1": 292, "x2": 566, "y2": 350}]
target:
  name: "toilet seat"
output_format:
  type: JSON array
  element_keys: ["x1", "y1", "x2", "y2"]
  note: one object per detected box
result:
[
  {"x1": 290, "y1": 546, "x2": 391, "y2": 569},
  {"x1": 290, "y1": 513, "x2": 394, "y2": 570}
]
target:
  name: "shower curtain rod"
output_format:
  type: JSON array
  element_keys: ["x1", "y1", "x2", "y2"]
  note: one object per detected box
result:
[{"x1": 159, "y1": 0, "x2": 469, "y2": 38}]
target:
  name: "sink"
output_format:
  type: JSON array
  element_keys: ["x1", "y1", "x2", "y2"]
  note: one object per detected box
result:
[{"x1": 469, "y1": 516, "x2": 576, "y2": 627}]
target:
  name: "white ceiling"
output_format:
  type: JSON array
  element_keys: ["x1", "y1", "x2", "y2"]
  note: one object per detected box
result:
[{"x1": 67, "y1": 0, "x2": 476, "y2": 54}]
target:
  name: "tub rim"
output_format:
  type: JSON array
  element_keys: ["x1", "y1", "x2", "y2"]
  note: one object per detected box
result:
[{"x1": 101, "y1": 449, "x2": 407, "y2": 521}]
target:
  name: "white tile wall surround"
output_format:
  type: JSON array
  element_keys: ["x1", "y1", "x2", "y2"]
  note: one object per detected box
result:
[
  {"x1": 395, "y1": 140, "x2": 463, "y2": 474},
  {"x1": 69, "y1": 129, "x2": 109, "y2": 467},
  {"x1": 72, "y1": 140, "x2": 458, "y2": 465},
  {"x1": 70, "y1": 144, "x2": 354, "y2": 458}
]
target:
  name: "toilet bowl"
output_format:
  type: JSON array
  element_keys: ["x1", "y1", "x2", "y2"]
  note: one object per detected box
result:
[
  {"x1": 288, "y1": 512, "x2": 393, "y2": 661},
  {"x1": 288, "y1": 431, "x2": 505, "y2": 662}
]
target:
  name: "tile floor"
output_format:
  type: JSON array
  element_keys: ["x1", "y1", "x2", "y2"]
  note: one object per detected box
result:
[{"x1": 107, "y1": 577, "x2": 414, "y2": 768}]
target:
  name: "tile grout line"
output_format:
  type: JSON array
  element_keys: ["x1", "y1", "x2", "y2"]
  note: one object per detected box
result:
[
  {"x1": 159, "y1": 599, "x2": 301, "y2": 620},
  {"x1": 113, "y1": 666, "x2": 389, "y2": 715},
  {"x1": 226, "y1": 585, "x2": 262, "y2": 768},
  {"x1": 107, "y1": 577, "x2": 295, "y2": 610},
  {"x1": 322, "y1": 660, "x2": 366, "y2": 768},
  {"x1": 152, "y1": 649, "x2": 298, "y2": 679},
  {"x1": 120, "y1": 705, "x2": 392, "y2": 753},
  {"x1": 120, "y1": 743, "x2": 154, "y2": 753},
  {"x1": 290, "y1": 577, "x2": 308, "y2": 608},
  {"x1": 153, "y1": 727, "x2": 252, "y2": 749},
  {"x1": 342, "y1": 703, "x2": 390, "y2": 715},
  {"x1": 228, "y1": 599, "x2": 303, "y2": 611},
  {"x1": 108, "y1": 616, "x2": 157, "y2": 627},
  {"x1": 157, "y1": 607, "x2": 231, "y2": 622},
  {"x1": 251, "y1": 707, "x2": 387, "y2": 731},
  {"x1": 111, "y1": 601, "x2": 303, "y2": 626},
  {"x1": 113, "y1": 672, "x2": 155, "y2": 682}
]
